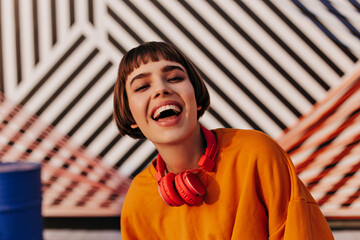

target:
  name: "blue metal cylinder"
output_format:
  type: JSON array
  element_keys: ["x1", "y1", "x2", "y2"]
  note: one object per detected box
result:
[{"x1": 0, "y1": 162, "x2": 43, "y2": 240}]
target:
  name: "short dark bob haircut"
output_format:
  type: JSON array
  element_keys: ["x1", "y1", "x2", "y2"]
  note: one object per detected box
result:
[{"x1": 113, "y1": 41, "x2": 210, "y2": 139}]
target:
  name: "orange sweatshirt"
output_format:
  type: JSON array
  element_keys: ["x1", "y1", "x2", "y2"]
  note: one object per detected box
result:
[{"x1": 121, "y1": 129, "x2": 334, "y2": 239}]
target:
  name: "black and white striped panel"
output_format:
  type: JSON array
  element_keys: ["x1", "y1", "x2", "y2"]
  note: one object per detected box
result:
[
  {"x1": 103, "y1": 0, "x2": 359, "y2": 176},
  {"x1": 0, "y1": 0, "x2": 359, "y2": 215}
]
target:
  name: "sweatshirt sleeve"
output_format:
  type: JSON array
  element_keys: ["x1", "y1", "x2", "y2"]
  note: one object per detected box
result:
[
  {"x1": 283, "y1": 174, "x2": 334, "y2": 239},
  {"x1": 253, "y1": 132, "x2": 334, "y2": 240}
]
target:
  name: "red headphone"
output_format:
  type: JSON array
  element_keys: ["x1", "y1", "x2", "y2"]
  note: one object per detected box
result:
[{"x1": 155, "y1": 125, "x2": 218, "y2": 207}]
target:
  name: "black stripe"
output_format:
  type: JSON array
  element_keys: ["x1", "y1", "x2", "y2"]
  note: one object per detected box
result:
[
  {"x1": 99, "y1": 134, "x2": 123, "y2": 160},
  {"x1": 32, "y1": 0, "x2": 40, "y2": 65},
  {"x1": 264, "y1": 1, "x2": 344, "y2": 77},
  {"x1": 152, "y1": 0, "x2": 287, "y2": 130},
  {"x1": 123, "y1": 0, "x2": 172, "y2": 43},
  {"x1": 349, "y1": 0, "x2": 360, "y2": 12},
  {"x1": 235, "y1": 1, "x2": 330, "y2": 91},
  {"x1": 108, "y1": 33, "x2": 127, "y2": 54},
  {"x1": 20, "y1": 35, "x2": 86, "y2": 105},
  {"x1": 51, "y1": 0, "x2": 57, "y2": 45},
  {"x1": 207, "y1": 107, "x2": 232, "y2": 128},
  {"x1": 341, "y1": 187, "x2": 360, "y2": 207},
  {"x1": 131, "y1": 150, "x2": 158, "y2": 178},
  {"x1": 70, "y1": 0, "x2": 75, "y2": 26},
  {"x1": 107, "y1": 6, "x2": 144, "y2": 44},
  {"x1": 52, "y1": 61, "x2": 113, "y2": 127},
  {"x1": 200, "y1": 71, "x2": 262, "y2": 131},
  {"x1": 82, "y1": 114, "x2": 113, "y2": 147},
  {"x1": 67, "y1": 81, "x2": 114, "y2": 137},
  {"x1": 88, "y1": 0, "x2": 94, "y2": 25},
  {"x1": 291, "y1": 0, "x2": 358, "y2": 62},
  {"x1": 113, "y1": 140, "x2": 145, "y2": 169},
  {"x1": 180, "y1": 0, "x2": 302, "y2": 118},
  {"x1": 321, "y1": 0, "x2": 360, "y2": 39},
  {"x1": 208, "y1": 0, "x2": 317, "y2": 105},
  {"x1": 36, "y1": 48, "x2": 99, "y2": 116},
  {"x1": 14, "y1": 0, "x2": 22, "y2": 84}
]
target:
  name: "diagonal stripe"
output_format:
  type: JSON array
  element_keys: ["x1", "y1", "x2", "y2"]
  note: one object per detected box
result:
[
  {"x1": 123, "y1": 0, "x2": 172, "y2": 43},
  {"x1": 208, "y1": 0, "x2": 317, "y2": 105},
  {"x1": 288, "y1": 79, "x2": 360, "y2": 154},
  {"x1": 320, "y1": 0, "x2": 360, "y2": 39},
  {"x1": 291, "y1": 0, "x2": 358, "y2": 62},
  {"x1": 21, "y1": 35, "x2": 86, "y2": 106},
  {"x1": 264, "y1": 1, "x2": 344, "y2": 77},
  {"x1": 341, "y1": 187, "x2": 360, "y2": 207},
  {"x1": 296, "y1": 110, "x2": 360, "y2": 175},
  {"x1": 317, "y1": 154, "x2": 360, "y2": 206},
  {"x1": 236, "y1": 0, "x2": 330, "y2": 91},
  {"x1": 36, "y1": 49, "x2": 99, "y2": 116},
  {"x1": 107, "y1": 6, "x2": 144, "y2": 44}
]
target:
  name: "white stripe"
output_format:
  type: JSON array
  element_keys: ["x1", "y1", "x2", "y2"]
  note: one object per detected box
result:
[
  {"x1": 272, "y1": 1, "x2": 357, "y2": 73},
  {"x1": 118, "y1": 140, "x2": 155, "y2": 177},
  {"x1": 56, "y1": 0, "x2": 71, "y2": 43},
  {"x1": 300, "y1": 0, "x2": 360, "y2": 55},
  {"x1": 245, "y1": 1, "x2": 340, "y2": 87},
  {"x1": 1, "y1": 0, "x2": 18, "y2": 95},
  {"x1": 38, "y1": 0, "x2": 53, "y2": 61},
  {"x1": 189, "y1": 0, "x2": 313, "y2": 117},
  {"x1": 107, "y1": 0, "x2": 163, "y2": 43},
  {"x1": 216, "y1": 1, "x2": 328, "y2": 102}
]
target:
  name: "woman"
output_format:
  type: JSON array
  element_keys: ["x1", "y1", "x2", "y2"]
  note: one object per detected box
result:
[{"x1": 113, "y1": 41, "x2": 334, "y2": 239}]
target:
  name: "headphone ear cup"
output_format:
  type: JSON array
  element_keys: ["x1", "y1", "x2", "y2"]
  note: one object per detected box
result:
[
  {"x1": 174, "y1": 172, "x2": 205, "y2": 206},
  {"x1": 158, "y1": 173, "x2": 185, "y2": 206}
]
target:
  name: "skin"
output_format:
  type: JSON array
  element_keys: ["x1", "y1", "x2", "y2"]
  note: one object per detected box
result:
[{"x1": 125, "y1": 59, "x2": 205, "y2": 173}]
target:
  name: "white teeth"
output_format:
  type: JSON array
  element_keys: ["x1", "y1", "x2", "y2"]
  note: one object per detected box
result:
[{"x1": 153, "y1": 105, "x2": 181, "y2": 120}]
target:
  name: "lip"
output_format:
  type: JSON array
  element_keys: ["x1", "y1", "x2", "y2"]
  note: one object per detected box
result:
[
  {"x1": 150, "y1": 100, "x2": 183, "y2": 119},
  {"x1": 150, "y1": 100, "x2": 183, "y2": 127}
]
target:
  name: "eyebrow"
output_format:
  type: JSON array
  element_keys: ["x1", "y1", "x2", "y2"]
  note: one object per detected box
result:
[
  {"x1": 129, "y1": 65, "x2": 184, "y2": 87},
  {"x1": 129, "y1": 72, "x2": 151, "y2": 87},
  {"x1": 161, "y1": 65, "x2": 185, "y2": 73}
]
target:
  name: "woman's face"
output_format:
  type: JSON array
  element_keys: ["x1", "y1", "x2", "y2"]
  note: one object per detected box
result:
[{"x1": 125, "y1": 59, "x2": 200, "y2": 146}]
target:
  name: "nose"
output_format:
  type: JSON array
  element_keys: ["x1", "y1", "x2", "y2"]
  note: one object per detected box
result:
[
  {"x1": 153, "y1": 81, "x2": 172, "y2": 98},
  {"x1": 154, "y1": 89, "x2": 170, "y2": 98}
]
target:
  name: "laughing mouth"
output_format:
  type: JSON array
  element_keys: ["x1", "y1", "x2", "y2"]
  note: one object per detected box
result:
[{"x1": 152, "y1": 105, "x2": 182, "y2": 121}]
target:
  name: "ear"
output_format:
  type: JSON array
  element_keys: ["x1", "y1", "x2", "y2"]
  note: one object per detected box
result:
[
  {"x1": 131, "y1": 123, "x2": 138, "y2": 129},
  {"x1": 197, "y1": 106, "x2": 202, "y2": 111}
]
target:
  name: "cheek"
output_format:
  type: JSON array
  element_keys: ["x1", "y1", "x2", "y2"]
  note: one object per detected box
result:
[
  {"x1": 126, "y1": 89, "x2": 142, "y2": 119},
  {"x1": 183, "y1": 85, "x2": 197, "y2": 105},
  {"x1": 128, "y1": 96, "x2": 143, "y2": 119}
]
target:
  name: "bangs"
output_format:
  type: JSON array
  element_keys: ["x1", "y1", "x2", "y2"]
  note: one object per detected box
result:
[{"x1": 119, "y1": 42, "x2": 184, "y2": 84}]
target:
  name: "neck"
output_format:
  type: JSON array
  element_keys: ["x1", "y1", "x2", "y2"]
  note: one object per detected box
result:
[{"x1": 154, "y1": 124, "x2": 205, "y2": 174}]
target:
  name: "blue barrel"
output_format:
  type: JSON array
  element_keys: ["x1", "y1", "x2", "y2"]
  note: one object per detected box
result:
[{"x1": 0, "y1": 162, "x2": 43, "y2": 240}]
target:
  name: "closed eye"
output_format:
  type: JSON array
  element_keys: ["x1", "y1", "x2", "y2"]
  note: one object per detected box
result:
[
  {"x1": 135, "y1": 84, "x2": 149, "y2": 92},
  {"x1": 168, "y1": 77, "x2": 184, "y2": 82}
]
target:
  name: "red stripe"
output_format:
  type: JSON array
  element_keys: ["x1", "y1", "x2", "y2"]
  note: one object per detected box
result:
[
  {"x1": 306, "y1": 133, "x2": 360, "y2": 191},
  {"x1": 317, "y1": 159, "x2": 360, "y2": 206},
  {"x1": 287, "y1": 79, "x2": 360, "y2": 154},
  {"x1": 296, "y1": 109, "x2": 360, "y2": 174},
  {"x1": 341, "y1": 188, "x2": 360, "y2": 207}
]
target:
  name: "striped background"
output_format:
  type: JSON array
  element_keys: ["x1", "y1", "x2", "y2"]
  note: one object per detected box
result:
[{"x1": 0, "y1": 0, "x2": 359, "y2": 218}]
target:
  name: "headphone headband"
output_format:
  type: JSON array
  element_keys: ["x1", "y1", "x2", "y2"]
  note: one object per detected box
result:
[{"x1": 198, "y1": 125, "x2": 218, "y2": 172}]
